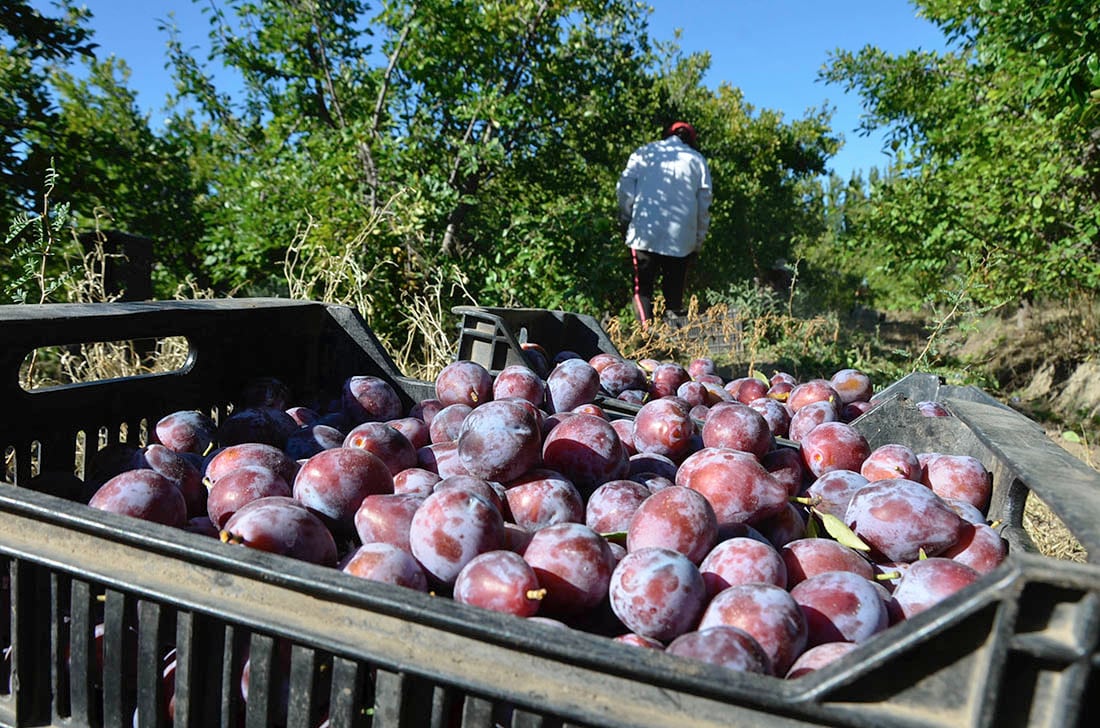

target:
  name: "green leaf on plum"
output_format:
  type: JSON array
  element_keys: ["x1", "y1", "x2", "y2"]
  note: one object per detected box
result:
[{"x1": 812, "y1": 508, "x2": 871, "y2": 552}]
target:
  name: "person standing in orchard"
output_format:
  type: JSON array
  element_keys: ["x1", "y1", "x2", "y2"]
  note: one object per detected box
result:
[{"x1": 617, "y1": 121, "x2": 712, "y2": 328}]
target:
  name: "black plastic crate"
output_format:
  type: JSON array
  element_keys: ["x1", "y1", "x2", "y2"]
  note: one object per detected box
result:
[
  {"x1": 0, "y1": 299, "x2": 1097, "y2": 728},
  {"x1": 453, "y1": 306, "x2": 622, "y2": 377}
]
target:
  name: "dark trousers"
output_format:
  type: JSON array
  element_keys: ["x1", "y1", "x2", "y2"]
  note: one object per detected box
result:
[{"x1": 631, "y1": 249, "x2": 693, "y2": 325}]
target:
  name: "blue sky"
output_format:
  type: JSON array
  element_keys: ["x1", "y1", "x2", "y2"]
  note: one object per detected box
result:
[{"x1": 44, "y1": 0, "x2": 948, "y2": 180}]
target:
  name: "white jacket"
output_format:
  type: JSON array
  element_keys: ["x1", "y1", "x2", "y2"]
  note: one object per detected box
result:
[{"x1": 617, "y1": 136, "x2": 712, "y2": 257}]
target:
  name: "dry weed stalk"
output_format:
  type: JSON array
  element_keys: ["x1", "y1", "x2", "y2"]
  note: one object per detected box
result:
[
  {"x1": 284, "y1": 214, "x2": 393, "y2": 324},
  {"x1": 393, "y1": 265, "x2": 477, "y2": 381},
  {"x1": 20, "y1": 222, "x2": 191, "y2": 391}
]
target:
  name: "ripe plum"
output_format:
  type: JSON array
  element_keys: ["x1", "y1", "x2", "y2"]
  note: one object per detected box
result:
[
  {"x1": 676, "y1": 447, "x2": 789, "y2": 527},
  {"x1": 154, "y1": 410, "x2": 216, "y2": 455},
  {"x1": 698, "y1": 583, "x2": 808, "y2": 676},
  {"x1": 724, "y1": 377, "x2": 768, "y2": 405},
  {"x1": 699, "y1": 537, "x2": 787, "y2": 597},
  {"x1": 343, "y1": 422, "x2": 418, "y2": 475},
  {"x1": 454, "y1": 550, "x2": 544, "y2": 617},
  {"x1": 409, "y1": 397, "x2": 445, "y2": 426},
  {"x1": 631, "y1": 397, "x2": 696, "y2": 461},
  {"x1": 785, "y1": 641, "x2": 859, "y2": 679},
  {"x1": 845, "y1": 478, "x2": 966, "y2": 562},
  {"x1": 788, "y1": 379, "x2": 840, "y2": 413},
  {"x1": 675, "y1": 380, "x2": 709, "y2": 408},
  {"x1": 521, "y1": 343, "x2": 550, "y2": 378},
  {"x1": 207, "y1": 464, "x2": 291, "y2": 529},
  {"x1": 492, "y1": 364, "x2": 546, "y2": 407},
  {"x1": 392, "y1": 467, "x2": 442, "y2": 496},
  {"x1": 805, "y1": 469, "x2": 868, "y2": 519},
  {"x1": 588, "y1": 353, "x2": 620, "y2": 373},
  {"x1": 386, "y1": 417, "x2": 430, "y2": 450},
  {"x1": 921, "y1": 454, "x2": 992, "y2": 513},
  {"x1": 860, "y1": 443, "x2": 921, "y2": 482},
  {"x1": 916, "y1": 401, "x2": 951, "y2": 417},
  {"x1": 457, "y1": 399, "x2": 542, "y2": 482},
  {"x1": 687, "y1": 357, "x2": 717, "y2": 380},
  {"x1": 799, "y1": 421, "x2": 871, "y2": 477},
  {"x1": 434, "y1": 475, "x2": 506, "y2": 514},
  {"x1": 761, "y1": 446, "x2": 806, "y2": 497},
  {"x1": 892, "y1": 557, "x2": 981, "y2": 619},
  {"x1": 610, "y1": 419, "x2": 636, "y2": 455},
  {"x1": 204, "y1": 443, "x2": 299, "y2": 487},
  {"x1": 546, "y1": 358, "x2": 600, "y2": 414},
  {"x1": 829, "y1": 369, "x2": 873, "y2": 405},
  {"x1": 585, "y1": 479, "x2": 651, "y2": 534},
  {"x1": 435, "y1": 361, "x2": 493, "y2": 408},
  {"x1": 506, "y1": 470, "x2": 585, "y2": 531},
  {"x1": 340, "y1": 543, "x2": 428, "y2": 591},
  {"x1": 88, "y1": 469, "x2": 188, "y2": 527},
  {"x1": 216, "y1": 406, "x2": 298, "y2": 448},
  {"x1": 701, "y1": 402, "x2": 773, "y2": 459},
  {"x1": 221, "y1": 496, "x2": 338, "y2": 565},
  {"x1": 408, "y1": 487, "x2": 505, "y2": 586},
  {"x1": 608, "y1": 547, "x2": 706, "y2": 641},
  {"x1": 781, "y1": 537, "x2": 874, "y2": 588},
  {"x1": 789, "y1": 570, "x2": 889, "y2": 646},
  {"x1": 599, "y1": 360, "x2": 648, "y2": 397},
  {"x1": 522, "y1": 523, "x2": 614, "y2": 616},
  {"x1": 293, "y1": 447, "x2": 394, "y2": 533},
  {"x1": 353, "y1": 493, "x2": 426, "y2": 552},
  {"x1": 626, "y1": 486, "x2": 718, "y2": 565},
  {"x1": 649, "y1": 362, "x2": 691, "y2": 399},
  {"x1": 748, "y1": 397, "x2": 791, "y2": 439},
  {"x1": 787, "y1": 400, "x2": 838, "y2": 442},
  {"x1": 541, "y1": 413, "x2": 629, "y2": 495},
  {"x1": 429, "y1": 403, "x2": 473, "y2": 444},
  {"x1": 754, "y1": 501, "x2": 808, "y2": 549},
  {"x1": 940, "y1": 522, "x2": 1007, "y2": 574},
  {"x1": 140, "y1": 443, "x2": 206, "y2": 518},
  {"x1": 666, "y1": 626, "x2": 771, "y2": 674},
  {"x1": 416, "y1": 441, "x2": 469, "y2": 478},
  {"x1": 284, "y1": 424, "x2": 345, "y2": 460}
]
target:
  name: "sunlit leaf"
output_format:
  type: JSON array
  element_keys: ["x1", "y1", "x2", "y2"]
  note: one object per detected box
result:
[{"x1": 813, "y1": 508, "x2": 871, "y2": 552}]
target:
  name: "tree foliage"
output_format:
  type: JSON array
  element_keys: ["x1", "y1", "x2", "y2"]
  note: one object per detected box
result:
[
  {"x1": 23, "y1": 0, "x2": 1099, "y2": 348},
  {"x1": 820, "y1": 0, "x2": 1100, "y2": 308},
  {"x1": 0, "y1": 0, "x2": 96, "y2": 210},
  {"x1": 156, "y1": 0, "x2": 838, "y2": 336}
]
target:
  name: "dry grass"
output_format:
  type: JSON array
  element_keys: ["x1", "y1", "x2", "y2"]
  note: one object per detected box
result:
[
  {"x1": 282, "y1": 204, "x2": 473, "y2": 382},
  {"x1": 392, "y1": 264, "x2": 477, "y2": 381},
  {"x1": 18, "y1": 231, "x2": 194, "y2": 390},
  {"x1": 1022, "y1": 430, "x2": 1099, "y2": 564},
  {"x1": 606, "y1": 296, "x2": 840, "y2": 376},
  {"x1": 1024, "y1": 495, "x2": 1088, "y2": 563}
]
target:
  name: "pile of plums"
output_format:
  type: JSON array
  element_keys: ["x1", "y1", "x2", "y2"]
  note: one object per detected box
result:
[{"x1": 83, "y1": 348, "x2": 1005, "y2": 695}]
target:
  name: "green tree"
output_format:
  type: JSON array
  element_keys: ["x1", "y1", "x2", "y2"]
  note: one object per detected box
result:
[
  {"x1": 166, "y1": 0, "x2": 660, "y2": 332},
  {"x1": 1, "y1": 0, "x2": 96, "y2": 211},
  {"x1": 41, "y1": 57, "x2": 210, "y2": 292},
  {"x1": 822, "y1": 1, "x2": 1100, "y2": 307}
]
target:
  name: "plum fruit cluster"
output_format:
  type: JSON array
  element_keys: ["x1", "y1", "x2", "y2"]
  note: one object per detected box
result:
[{"x1": 81, "y1": 350, "x2": 1005, "y2": 717}]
